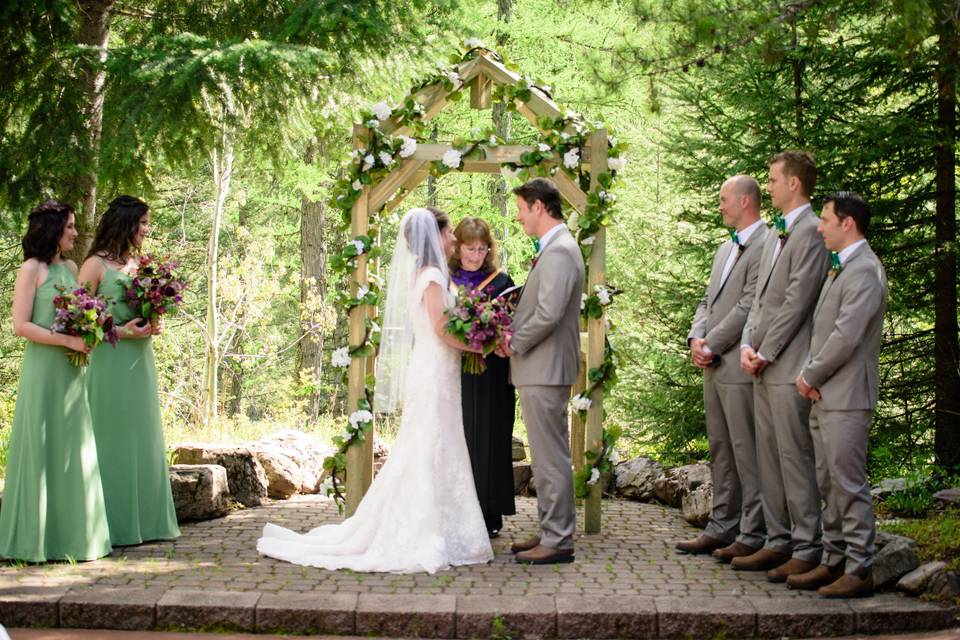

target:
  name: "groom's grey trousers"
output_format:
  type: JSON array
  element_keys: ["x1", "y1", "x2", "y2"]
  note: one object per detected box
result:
[{"x1": 518, "y1": 385, "x2": 576, "y2": 550}]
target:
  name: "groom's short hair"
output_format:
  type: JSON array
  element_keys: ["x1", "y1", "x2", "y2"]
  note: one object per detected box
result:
[
  {"x1": 514, "y1": 178, "x2": 563, "y2": 220},
  {"x1": 823, "y1": 191, "x2": 871, "y2": 235},
  {"x1": 768, "y1": 150, "x2": 816, "y2": 197}
]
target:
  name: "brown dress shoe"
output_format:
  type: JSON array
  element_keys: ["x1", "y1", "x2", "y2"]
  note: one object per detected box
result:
[
  {"x1": 766, "y1": 558, "x2": 818, "y2": 583},
  {"x1": 675, "y1": 534, "x2": 726, "y2": 555},
  {"x1": 786, "y1": 563, "x2": 844, "y2": 590},
  {"x1": 712, "y1": 542, "x2": 760, "y2": 563},
  {"x1": 515, "y1": 544, "x2": 575, "y2": 565},
  {"x1": 730, "y1": 548, "x2": 791, "y2": 571},
  {"x1": 818, "y1": 570, "x2": 874, "y2": 598},
  {"x1": 510, "y1": 536, "x2": 541, "y2": 554}
]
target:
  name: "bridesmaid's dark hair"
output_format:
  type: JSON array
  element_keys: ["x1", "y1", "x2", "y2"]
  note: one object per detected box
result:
[
  {"x1": 22, "y1": 200, "x2": 73, "y2": 263},
  {"x1": 87, "y1": 195, "x2": 149, "y2": 261}
]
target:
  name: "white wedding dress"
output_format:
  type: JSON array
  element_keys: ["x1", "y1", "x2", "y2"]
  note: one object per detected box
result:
[{"x1": 257, "y1": 267, "x2": 493, "y2": 573}]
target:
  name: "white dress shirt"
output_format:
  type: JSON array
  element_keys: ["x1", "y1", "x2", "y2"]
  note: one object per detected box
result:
[
  {"x1": 718, "y1": 218, "x2": 765, "y2": 289},
  {"x1": 770, "y1": 203, "x2": 812, "y2": 269},
  {"x1": 837, "y1": 238, "x2": 867, "y2": 265},
  {"x1": 537, "y1": 222, "x2": 565, "y2": 255}
]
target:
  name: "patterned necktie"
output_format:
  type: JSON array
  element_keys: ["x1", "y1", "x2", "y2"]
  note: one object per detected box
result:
[
  {"x1": 828, "y1": 251, "x2": 842, "y2": 278},
  {"x1": 729, "y1": 229, "x2": 744, "y2": 255},
  {"x1": 773, "y1": 214, "x2": 788, "y2": 247}
]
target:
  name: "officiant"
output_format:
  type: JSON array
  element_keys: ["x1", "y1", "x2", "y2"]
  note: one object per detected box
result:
[{"x1": 449, "y1": 215, "x2": 517, "y2": 537}]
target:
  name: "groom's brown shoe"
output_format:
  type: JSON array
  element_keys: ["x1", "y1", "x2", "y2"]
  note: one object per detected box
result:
[
  {"x1": 766, "y1": 558, "x2": 818, "y2": 583},
  {"x1": 786, "y1": 563, "x2": 844, "y2": 590},
  {"x1": 510, "y1": 536, "x2": 541, "y2": 554},
  {"x1": 515, "y1": 544, "x2": 574, "y2": 565},
  {"x1": 712, "y1": 542, "x2": 760, "y2": 563},
  {"x1": 818, "y1": 570, "x2": 874, "y2": 598},
  {"x1": 675, "y1": 534, "x2": 725, "y2": 555}
]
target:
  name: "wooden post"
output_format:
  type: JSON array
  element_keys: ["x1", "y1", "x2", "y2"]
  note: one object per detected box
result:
[
  {"x1": 362, "y1": 228, "x2": 382, "y2": 491},
  {"x1": 345, "y1": 125, "x2": 372, "y2": 517},
  {"x1": 571, "y1": 332, "x2": 588, "y2": 471},
  {"x1": 584, "y1": 129, "x2": 608, "y2": 534},
  {"x1": 470, "y1": 73, "x2": 492, "y2": 110}
]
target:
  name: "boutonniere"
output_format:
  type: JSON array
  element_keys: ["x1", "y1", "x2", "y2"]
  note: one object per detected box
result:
[
  {"x1": 729, "y1": 229, "x2": 744, "y2": 256},
  {"x1": 828, "y1": 251, "x2": 842, "y2": 279},
  {"x1": 773, "y1": 214, "x2": 789, "y2": 247}
]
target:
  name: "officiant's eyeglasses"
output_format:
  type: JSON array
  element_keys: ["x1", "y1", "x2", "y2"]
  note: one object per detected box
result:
[{"x1": 460, "y1": 245, "x2": 490, "y2": 254}]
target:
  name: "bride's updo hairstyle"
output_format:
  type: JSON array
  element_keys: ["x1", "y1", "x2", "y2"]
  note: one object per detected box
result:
[{"x1": 403, "y1": 206, "x2": 450, "y2": 270}]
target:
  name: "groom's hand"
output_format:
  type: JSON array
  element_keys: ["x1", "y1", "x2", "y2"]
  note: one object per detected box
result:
[{"x1": 496, "y1": 334, "x2": 515, "y2": 358}]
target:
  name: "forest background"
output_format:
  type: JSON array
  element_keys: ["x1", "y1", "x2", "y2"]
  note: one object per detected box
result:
[{"x1": 1, "y1": 0, "x2": 958, "y2": 488}]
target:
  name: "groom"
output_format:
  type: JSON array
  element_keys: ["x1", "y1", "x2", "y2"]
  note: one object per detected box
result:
[{"x1": 501, "y1": 178, "x2": 585, "y2": 565}]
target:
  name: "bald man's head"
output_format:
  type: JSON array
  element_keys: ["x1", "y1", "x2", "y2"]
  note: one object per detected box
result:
[{"x1": 719, "y1": 175, "x2": 762, "y2": 230}]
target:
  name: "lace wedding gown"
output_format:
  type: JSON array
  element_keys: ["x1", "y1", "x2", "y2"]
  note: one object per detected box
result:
[{"x1": 257, "y1": 268, "x2": 494, "y2": 573}]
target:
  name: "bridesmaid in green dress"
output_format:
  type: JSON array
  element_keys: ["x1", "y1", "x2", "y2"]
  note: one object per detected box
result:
[
  {"x1": 0, "y1": 200, "x2": 112, "y2": 562},
  {"x1": 79, "y1": 195, "x2": 180, "y2": 546}
]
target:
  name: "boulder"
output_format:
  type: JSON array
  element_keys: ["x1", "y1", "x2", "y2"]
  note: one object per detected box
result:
[
  {"x1": 613, "y1": 456, "x2": 663, "y2": 501},
  {"x1": 173, "y1": 444, "x2": 268, "y2": 507},
  {"x1": 169, "y1": 464, "x2": 230, "y2": 522},
  {"x1": 513, "y1": 462, "x2": 532, "y2": 495},
  {"x1": 933, "y1": 487, "x2": 960, "y2": 507},
  {"x1": 897, "y1": 561, "x2": 948, "y2": 594},
  {"x1": 254, "y1": 429, "x2": 334, "y2": 494},
  {"x1": 873, "y1": 531, "x2": 920, "y2": 588},
  {"x1": 927, "y1": 571, "x2": 960, "y2": 600},
  {"x1": 681, "y1": 481, "x2": 713, "y2": 528},
  {"x1": 373, "y1": 436, "x2": 390, "y2": 459},
  {"x1": 654, "y1": 463, "x2": 712, "y2": 507},
  {"x1": 255, "y1": 444, "x2": 301, "y2": 500},
  {"x1": 512, "y1": 437, "x2": 526, "y2": 462}
]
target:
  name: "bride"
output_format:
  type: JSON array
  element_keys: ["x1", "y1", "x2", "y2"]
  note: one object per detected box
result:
[{"x1": 257, "y1": 207, "x2": 494, "y2": 573}]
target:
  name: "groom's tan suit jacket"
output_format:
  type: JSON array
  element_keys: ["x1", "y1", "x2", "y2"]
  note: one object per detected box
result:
[{"x1": 509, "y1": 226, "x2": 584, "y2": 387}]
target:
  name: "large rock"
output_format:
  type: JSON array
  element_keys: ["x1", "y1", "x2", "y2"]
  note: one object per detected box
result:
[
  {"x1": 169, "y1": 464, "x2": 230, "y2": 522},
  {"x1": 933, "y1": 487, "x2": 960, "y2": 507},
  {"x1": 173, "y1": 444, "x2": 268, "y2": 507},
  {"x1": 613, "y1": 456, "x2": 663, "y2": 501},
  {"x1": 873, "y1": 531, "x2": 920, "y2": 588},
  {"x1": 897, "y1": 561, "x2": 948, "y2": 594},
  {"x1": 513, "y1": 462, "x2": 532, "y2": 495},
  {"x1": 512, "y1": 437, "x2": 526, "y2": 462},
  {"x1": 654, "y1": 463, "x2": 712, "y2": 507},
  {"x1": 927, "y1": 571, "x2": 960, "y2": 600},
  {"x1": 681, "y1": 481, "x2": 713, "y2": 528},
  {"x1": 254, "y1": 429, "x2": 335, "y2": 496}
]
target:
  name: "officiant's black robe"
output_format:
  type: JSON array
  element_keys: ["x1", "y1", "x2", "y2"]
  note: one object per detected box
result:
[{"x1": 460, "y1": 270, "x2": 517, "y2": 533}]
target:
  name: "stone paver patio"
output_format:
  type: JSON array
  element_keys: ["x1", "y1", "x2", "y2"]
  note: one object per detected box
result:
[{"x1": 0, "y1": 497, "x2": 955, "y2": 638}]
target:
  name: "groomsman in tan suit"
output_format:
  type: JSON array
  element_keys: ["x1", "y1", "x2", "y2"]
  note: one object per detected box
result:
[
  {"x1": 735, "y1": 151, "x2": 829, "y2": 581},
  {"x1": 789, "y1": 192, "x2": 887, "y2": 598},
  {"x1": 676, "y1": 176, "x2": 768, "y2": 559}
]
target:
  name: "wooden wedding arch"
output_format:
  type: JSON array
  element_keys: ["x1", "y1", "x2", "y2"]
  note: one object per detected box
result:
[{"x1": 336, "y1": 47, "x2": 621, "y2": 534}]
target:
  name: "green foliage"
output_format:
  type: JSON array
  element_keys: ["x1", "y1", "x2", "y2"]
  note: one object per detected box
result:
[
  {"x1": 876, "y1": 473, "x2": 960, "y2": 519},
  {"x1": 881, "y1": 508, "x2": 960, "y2": 573}
]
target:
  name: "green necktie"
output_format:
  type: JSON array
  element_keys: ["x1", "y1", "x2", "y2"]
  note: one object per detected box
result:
[
  {"x1": 533, "y1": 238, "x2": 541, "y2": 253},
  {"x1": 830, "y1": 251, "x2": 842, "y2": 275}
]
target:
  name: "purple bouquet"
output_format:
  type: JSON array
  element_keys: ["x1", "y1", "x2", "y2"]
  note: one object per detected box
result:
[
  {"x1": 445, "y1": 286, "x2": 514, "y2": 374},
  {"x1": 50, "y1": 286, "x2": 119, "y2": 366},
  {"x1": 123, "y1": 255, "x2": 187, "y2": 329}
]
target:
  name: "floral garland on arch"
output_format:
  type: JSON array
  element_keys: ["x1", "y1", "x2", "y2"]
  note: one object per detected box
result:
[{"x1": 321, "y1": 41, "x2": 626, "y2": 511}]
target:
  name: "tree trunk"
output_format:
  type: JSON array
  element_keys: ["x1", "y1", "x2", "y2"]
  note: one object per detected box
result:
[
  {"x1": 224, "y1": 203, "x2": 251, "y2": 418},
  {"x1": 934, "y1": 2, "x2": 960, "y2": 475},
  {"x1": 297, "y1": 140, "x2": 329, "y2": 424},
  {"x1": 489, "y1": 0, "x2": 515, "y2": 257},
  {"x1": 790, "y1": 16, "x2": 805, "y2": 145},
  {"x1": 72, "y1": 0, "x2": 114, "y2": 260},
  {"x1": 202, "y1": 121, "x2": 234, "y2": 427}
]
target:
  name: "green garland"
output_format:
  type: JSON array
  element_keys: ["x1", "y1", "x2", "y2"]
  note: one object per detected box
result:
[{"x1": 322, "y1": 42, "x2": 625, "y2": 511}]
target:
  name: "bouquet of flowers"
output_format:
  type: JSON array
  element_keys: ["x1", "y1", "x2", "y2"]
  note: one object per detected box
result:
[
  {"x1": 445, "y1": 286, "x2": 514, "y2": 374},
  {"x1": 123, "y1": 255, "x2": 187, "y2": 329},
  {"x1": 50, "y1": 286, "x2": 119, "y2": 366}
]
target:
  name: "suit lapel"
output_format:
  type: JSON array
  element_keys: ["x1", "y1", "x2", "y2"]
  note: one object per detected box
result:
[
  {"x1": 707, "y1": 241, "x2": 734, "y2": 305},
  {"x1": 756, "y1": 231, "x2": 779, "y2": 297},
  {"x1": 813, "y1": 243, "x2": 868, "y2": 319}
]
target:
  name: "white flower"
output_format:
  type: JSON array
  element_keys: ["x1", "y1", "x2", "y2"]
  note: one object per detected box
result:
[
  {"x1": 357, "y1": 286, "x2": 370, "y2": 299},
  {"x1": 366, "y1": 119, "x2": 379, "y2": 129},
  {"x1": 489, "y1": 136, "x2": 497, "y2": 145},
  {"x1": 580, "y1": 235, "x2": 596, "y2": 246},
  {"x1": 350, "y1": 239, "x2": 366, "y2": 254},
  {"x1": 538, "y1": 143, "x2": 551, "y2": 153},
  {"x1": 608, "y1": 156, "x2": 627, "y2": 172},
  {"x1": 560, "y1": 132, "x2": 571, "y2": 140},
  {"x1": 341, "y1": 429, "x2": 353, "y2": 441},
  {"x1": 563, "y1": 147, "x2": 581, "y2": 169},
  {"x1": 442, "y1": 149, "x2": 462, "y2": 169},
  {"x1": 351, "y1": 180, "x2": 362, "y2": 191},
  {"x1": 580, "y1": 293, "x2": 587, "y2": 310},
  {"x1": 399, "y1": 136, "x2": 417, "y2": 158},
  {"x1": 370, "y1": 320, "x2": 381, "y2": 334},
  {"x1": 371, "y1": 102, "x2": 392, "y2": 121},
  {"x1": 362, "y1": 154, "x2": 375, "y2": 171},
  {"x1": 500, "y1": 166, "x2": 519, "y2": 181},
  {"x1": 571, "y1": 393, "x2": 592, "y2": 412},
  {"x1": 348, "y1": 409, "x2": 374, "y2": 429},
  {"x1": 464, "y1": 37, "x2": 485, "y2": 48},
  {"x1": 609, "y1": 448, "x2": 621, "y2": 465},
  {"x1": 609, "y1": 136, "x2": 618, "y2": 146},
  {"x1": 446, "y1": 71, "x2": 460, "y2": 85},
  {"x1": 595, "y1": 286, "x2": 612, "y2": 306},
  {"x1": 331, "y1": 347, "x2": 351, "y2": 369},
  {"x1": 587, "y1": 468, "x2": 601, "y2": 486},
  {"x1": 378, "y1": 150, "x2": 394, "y2": 166}
]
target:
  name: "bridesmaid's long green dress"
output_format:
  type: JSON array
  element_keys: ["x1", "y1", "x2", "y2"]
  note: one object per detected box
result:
[
  {"x1": 87, "y1": 266, "x2": 180, "y2": 545},
  {"x1": 0, "y1": 262, "x2": 112, "y2": 562}
]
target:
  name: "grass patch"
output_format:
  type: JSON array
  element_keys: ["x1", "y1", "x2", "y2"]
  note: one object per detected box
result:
[{"x1": 879, "y1": 508, "x2": 960, "y2": 572}]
